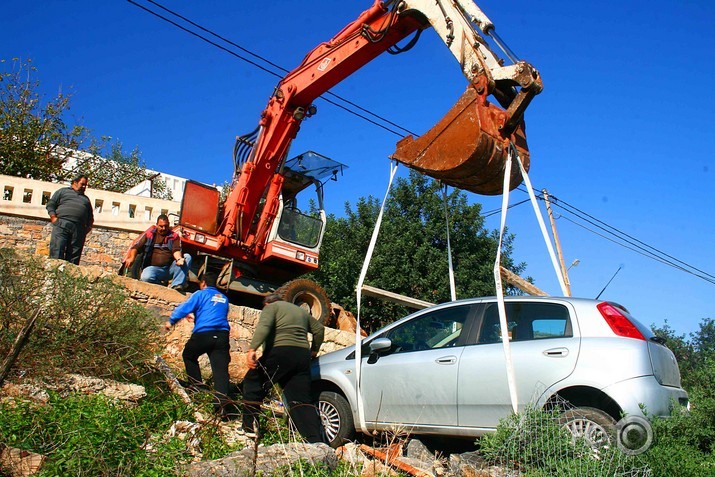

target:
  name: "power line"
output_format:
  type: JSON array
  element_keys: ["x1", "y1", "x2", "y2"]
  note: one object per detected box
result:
[
  {"x1": 128, "y1": 0, "x2": 417, "y2": 137},
  {"x1": 559, "y1": 216, "x2": 715, "y2": 285},
  {"x1": 516, "y1": 187, "x2": 715, "y2": 286},
  {"x1": 128, "y1": 0, "x2": 713, "y2": 287}
]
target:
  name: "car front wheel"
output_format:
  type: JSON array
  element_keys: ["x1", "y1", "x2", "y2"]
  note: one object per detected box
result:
[
  {"x1": 318, "y1": 391, "x2": 355, "y2": 447},
  {"x1": 559, "y1": 407, "x2": 616, "y2": 449}
]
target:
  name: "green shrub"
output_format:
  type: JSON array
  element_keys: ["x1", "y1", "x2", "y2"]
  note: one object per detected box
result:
[
  {"x1": 643, "y1": 393, "x2": 715, "y2": 477},
  {"x1": 0, "y1": 388, "x2": 201, "y2": 476},
  {"x1": 0, "y1": 248, "x2": 159, "y2": 381},
  {"x1": 478, "y1": 405, "x2": 649, "y2": 477}
]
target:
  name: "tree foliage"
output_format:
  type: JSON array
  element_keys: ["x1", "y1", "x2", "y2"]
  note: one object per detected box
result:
[
  {"x1": 0, "y1": 58, "x2": 89, "y2": 181},
  {"x1": 651, "y1": 318, "x2": 715, "y2": 391},
  {"x1": 647, "y1": 317, "x2": 715, "y2": 475},
  {"x1": 309, "y1": 171, "x2": 525, "y2": 331},
  {"x1": 0, "y1": 57, "x2": 166, "y2": 196}
]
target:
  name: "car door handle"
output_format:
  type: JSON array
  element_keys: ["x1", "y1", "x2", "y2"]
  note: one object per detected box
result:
[
  {"x1": 543, "y1": 347, "x2": 569, "y2": 357},
  {"x1": 436, "y1": 356, "x2": 457, "y2": 365}
]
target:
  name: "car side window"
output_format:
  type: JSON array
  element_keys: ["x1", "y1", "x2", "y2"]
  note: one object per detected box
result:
[
  {"x1": 382, "y1": 305, "x2": 471, "y2": 354},
  {"x1": 476, "y1": 302, "x2": 572, "y2": 344}
]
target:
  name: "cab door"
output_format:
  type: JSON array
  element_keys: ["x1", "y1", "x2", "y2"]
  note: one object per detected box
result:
[
  {"x1": 457, "y1": 300, "x2": 580, "y2": 428},
  {"x1": 360, "y1": 304, "x2": 476, "y2": 427}
]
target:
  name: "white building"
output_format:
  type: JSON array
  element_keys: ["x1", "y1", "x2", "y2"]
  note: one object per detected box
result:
[{"x1": 124, "y1": 170, "x2": 187, "y2": 201}]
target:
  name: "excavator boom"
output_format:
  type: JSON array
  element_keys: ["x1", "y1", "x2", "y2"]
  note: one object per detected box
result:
[
  {"x1": 177, "y1": 0, "x2": 542, "y2": 302},
  {"x1": 221, "y1": 0, "x2": 542, "y2": 250}
]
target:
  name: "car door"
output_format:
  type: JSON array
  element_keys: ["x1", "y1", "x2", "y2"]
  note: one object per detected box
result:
[
  {"x1": 457, "y1": 300, "x2": 580, "y2": 428},
  {"x1": 360, "y1": 304, "x2": 475, "y2": 428}
]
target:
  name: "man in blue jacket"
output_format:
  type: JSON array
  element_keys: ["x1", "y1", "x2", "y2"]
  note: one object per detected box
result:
[{"x1": 166, "y1": 272, "x2": 231, "y2": 417}]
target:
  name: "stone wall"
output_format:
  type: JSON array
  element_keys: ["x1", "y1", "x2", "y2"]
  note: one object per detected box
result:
[
  {"x1": 0, "y1": 214, "x2": 137, "y2": 273},
  {"x1": 118, "y1": 272, "x2": 356, "y2": 382},
  {"x1": 13, "y1": 258, "x2": 356, "y2": 383}
]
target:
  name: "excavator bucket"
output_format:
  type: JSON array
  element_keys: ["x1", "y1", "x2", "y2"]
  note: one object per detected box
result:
[{"x1": 391, "y1": 84, "x2": 530, "y2": 195}]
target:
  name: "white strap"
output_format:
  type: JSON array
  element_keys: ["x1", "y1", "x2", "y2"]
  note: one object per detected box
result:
[
  {"x1": 494, "y1": 148, "x2": 519, "y2": 414},
  {"x1": 354, "y1": 161, "x2": 399, "y2": 434},
  {"x1": 514, "y1": 154, "x2": 569, "y2": 296},
  {"x1": 442, "y1": 185, "x2": 457, "y2": 301}
]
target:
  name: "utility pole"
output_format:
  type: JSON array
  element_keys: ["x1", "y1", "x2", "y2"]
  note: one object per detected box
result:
[{"x1": 542, "y1": 189, "x2": 571, "y2": 296}]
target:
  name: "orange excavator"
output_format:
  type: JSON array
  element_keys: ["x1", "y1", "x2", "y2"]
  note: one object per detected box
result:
[{"x1": 175, "y1": 0, "x2": 542, "y2": 323}]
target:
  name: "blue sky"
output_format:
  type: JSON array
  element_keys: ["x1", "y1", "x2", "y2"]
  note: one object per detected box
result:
[{"x1": 3, "y1": 0, "x2": 713, "y2": 336}]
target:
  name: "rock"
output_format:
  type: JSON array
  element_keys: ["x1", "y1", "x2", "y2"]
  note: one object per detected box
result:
[
  {"x1": 448, "y1": 451, "x2": 520, "y2": 477},
  {"x1": 0, "y1": 446, "x2": 45, "y2": 477},
  {"x1": 186, "y1": 442, "x2": 337, "y2": 477},
  {"x1": 0, "y1": 383, "x2": 50, "y2": 404},
  {"x1": 1, "y1": 374, "x2": 146, "y2": 404},
  {"x1": 47, "y1": 374, "x2": 147, "y2": 402},
  {"x1": 406, "y1": 438, "x2": 435, "y2": 462}
]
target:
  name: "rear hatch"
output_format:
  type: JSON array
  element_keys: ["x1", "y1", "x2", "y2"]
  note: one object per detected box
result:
[
  {"x1": 598, "y1": 302, "x2": 682, "y2": 388},
  {"x1": 648, "y1": 338, "x2": 682, "y2": 387},
  {"x1": 611, "y1": 303, "x2": 682, "y2": 387}
]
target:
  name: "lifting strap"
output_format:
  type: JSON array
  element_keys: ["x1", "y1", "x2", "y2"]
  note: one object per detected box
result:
[
  {"x1": 442, "y1": 185, "x2": 457, "y2": 301},
  {"x1": 354, "y1": 160, "x2": 399, "y2": 434},
  {"x1": 495, "y1": 144, "x2": 570, "y2": 414},
  {"x1": 494, "y1": 146, "x2": 519, "y2": 414},
  {"x1": 514, "y1": 148, "x2": 569, "y2": 296}
]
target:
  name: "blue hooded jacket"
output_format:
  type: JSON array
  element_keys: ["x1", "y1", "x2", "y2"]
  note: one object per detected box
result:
[{"x1": 169, "y1": 287, "x2": 230, "y2": 333}]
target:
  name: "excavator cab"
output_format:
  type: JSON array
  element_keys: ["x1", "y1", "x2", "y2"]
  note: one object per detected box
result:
[{"x1": 267, "y1": 151, "x2": 347, "y2": 253}]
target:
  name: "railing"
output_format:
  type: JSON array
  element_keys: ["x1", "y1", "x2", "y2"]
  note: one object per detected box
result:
[{"x1": 0, "y1": 175, "x2": 180, "y2": 233}]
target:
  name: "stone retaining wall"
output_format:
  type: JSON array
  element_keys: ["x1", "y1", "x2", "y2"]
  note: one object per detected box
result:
[
  {"x1": 0, "y1": 214, "x2": 136, "y2": 273},
  {"x1": 63, "y1": 262, "x2": 356, "y2": 382}
]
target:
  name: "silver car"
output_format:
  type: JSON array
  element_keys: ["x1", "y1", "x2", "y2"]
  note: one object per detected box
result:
[{"x1": 311, "y1": 296, "x2": 688, "y2": 448}]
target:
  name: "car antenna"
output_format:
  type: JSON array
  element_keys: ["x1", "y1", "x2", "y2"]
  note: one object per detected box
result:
[{"x1": 595, "y1": 265, "x2": 623, "y2": 300}]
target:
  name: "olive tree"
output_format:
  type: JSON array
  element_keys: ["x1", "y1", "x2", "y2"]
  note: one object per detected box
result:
[{"x1": 0, "y1": 58, "x2": 170, "y2": 198}]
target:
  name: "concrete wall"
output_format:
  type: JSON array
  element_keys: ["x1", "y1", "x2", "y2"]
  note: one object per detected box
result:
[{"x1": 0, "y1": 175, "x2": 180, "y2": 233}]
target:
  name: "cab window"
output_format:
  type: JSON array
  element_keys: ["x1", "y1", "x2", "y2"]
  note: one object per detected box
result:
[
  {"x1": 382, "y1": 305, "x2": 472, "y2": 354},
  {"x1": 477, "y1": 302, "x2": 572, "y2": 344}
]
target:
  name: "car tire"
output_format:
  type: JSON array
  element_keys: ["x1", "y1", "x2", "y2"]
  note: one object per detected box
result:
[
  {"x1": 318, "y1": 391, "x2": 355, "y2": 447},
  {"x1": 559, "y1": 407, "x2": 616, "y2": 449},
  {"x1": 278, "y1": 279, "x2": 332, "y2": 325}
]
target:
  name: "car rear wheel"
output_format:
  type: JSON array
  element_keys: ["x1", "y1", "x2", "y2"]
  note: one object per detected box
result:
[
  {"x1": 559, "y1": 407, "x2": 616, "y2": 449},
  {"x1": 318, "y1": 391, "x2": 354, "y2": 447}
]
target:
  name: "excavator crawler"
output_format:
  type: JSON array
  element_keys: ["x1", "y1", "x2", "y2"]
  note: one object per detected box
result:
[{"x1": 169, "y1": 0, "x2": 542, "y2": 323}]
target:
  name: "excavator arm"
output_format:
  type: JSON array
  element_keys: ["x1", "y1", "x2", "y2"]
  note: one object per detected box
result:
[{"x1": 220, "y1": 0, "x2": 542, "y2": 250}]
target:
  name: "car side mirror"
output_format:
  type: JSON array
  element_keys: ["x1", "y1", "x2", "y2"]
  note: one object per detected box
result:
[{"x1": 367, "y1": 337, "x2": 392, "y2": 364}]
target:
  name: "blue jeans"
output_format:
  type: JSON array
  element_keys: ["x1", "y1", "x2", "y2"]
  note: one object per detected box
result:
[
  {"x1": 140, "y1": 253, "x2": 192, "y2": 287},
  {"x1": 49, "y1": 218, "x2": 88, "y2": 265}
]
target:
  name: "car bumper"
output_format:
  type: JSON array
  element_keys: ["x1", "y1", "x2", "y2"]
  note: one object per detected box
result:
[{"x1": 603, "y1": 375, "x2": 688, "y2": 418}]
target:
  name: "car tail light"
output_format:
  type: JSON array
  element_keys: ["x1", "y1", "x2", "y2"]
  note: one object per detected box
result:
[{"x1": 597, "y1": 302, "x2": 646, "y2": 340}]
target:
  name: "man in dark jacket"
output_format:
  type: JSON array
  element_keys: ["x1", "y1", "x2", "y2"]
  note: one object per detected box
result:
[
  {"x1": 243, "y1": 294, "x2": 326, "y2": 442},
  {"x1": 46, "y1": 174, "x2": 94, "y2": 265},
  {"x1": 166, "y1": 272, "x2": 231, "y2": 417}
]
